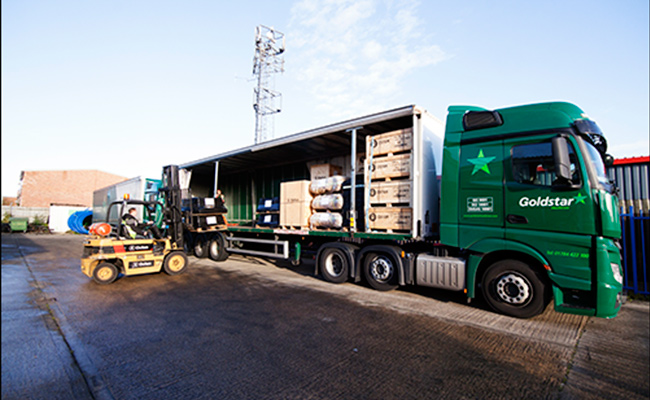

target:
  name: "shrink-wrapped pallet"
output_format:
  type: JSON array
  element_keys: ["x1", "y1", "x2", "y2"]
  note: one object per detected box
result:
[
  {"x1": 311, "y1": 194, "x2": 344, "y2": 211},
  {"x1": 310, "y1": 212, "x2": 343, "y2": 229},
  {"x1": 309, "y1": 175, "x2": 346, "y2": 195}
]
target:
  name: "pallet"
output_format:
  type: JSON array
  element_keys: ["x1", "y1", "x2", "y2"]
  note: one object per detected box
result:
[
  {"x1": 309, "y1": 227, "x2": 347, "y2": 232},
  {"x1": 278, "y1": 225, "x2": 310, "y2": 230},
  {"x1": 366, "y1": 228, "x2": 411, "y2": 235}
]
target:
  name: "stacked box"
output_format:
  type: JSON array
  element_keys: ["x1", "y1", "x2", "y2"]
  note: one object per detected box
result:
[
  {"x1": 369, "y1": 154, "x2": 411, "y2": 179},
  {"x1": 280, "y1": 180, "x2": 312, "y2": 227},
  {"x1": 369, "y1": 181, "x2": 412, "y2": 204},
  {"x1": 368, "y1": 128, "x2": 413, "y2": 156},
  {"x1": 367, "y1": 207, "x2": 412, "y2": 230},
  {"x1": 257, "y1": 213, "x2": 280, "y2": 227},
  {"x1": 257, "y1": 197, "x2": 280, "y2": 212},
  {"x1": 310, "y1": 163, "x2": 343, "y2": 180},
  {"x1": 365, "y1": 128, "x2": 414, "y2": 232},
  {"x1": 193, "y1": 214, "x2": 226, "y2": 229}
]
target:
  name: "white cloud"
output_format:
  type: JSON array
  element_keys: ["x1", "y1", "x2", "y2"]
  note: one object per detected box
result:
[{"x1": 288, "y1": 0, "x2": 449, "y2": 119}]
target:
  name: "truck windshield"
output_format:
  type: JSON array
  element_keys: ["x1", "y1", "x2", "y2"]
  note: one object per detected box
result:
[{"x1": 582, "y1": 140, "x2": 613, "y2": 192}]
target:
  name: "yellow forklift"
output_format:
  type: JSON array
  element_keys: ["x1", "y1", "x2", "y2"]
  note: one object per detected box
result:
[{"x1": 81, "y1": 165, "x2": 188, "y2": 284}]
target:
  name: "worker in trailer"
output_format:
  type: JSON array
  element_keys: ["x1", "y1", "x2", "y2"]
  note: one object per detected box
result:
[
  {"x1": 216, "y1": 189, "x2": 228, "y2": 213},
  {"x1": 122, "y1": 207, "x2": 162, "y2": 239},
  {"x1": 216, "y1": 189, "x2": 225, "y2": 205}
]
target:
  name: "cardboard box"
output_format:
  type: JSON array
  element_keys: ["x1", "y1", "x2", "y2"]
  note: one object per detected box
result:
[
  {"x1": 280, "y1": 202, "x2": 312, "y2": 227},
  {"x1": 310, "y1": 164, "x2": 343, "y2": 180},
  {"x1": 367, "y1": 207, "x2": 412, "y2": 230},
  {"x1": 367, "y1": 128, "x2": 413, "y2": 156},
  {"x1": 281, "y1": 180, "x2": 311, "y2": 204},
  {"x1": 368, "y1": 154, "x2": 411, "y2": 179},
  {"x1": 280, "y1": 180, "x2": 312, "y2": 227},
  {"x1": 369, "y1": 181, "x2": 412, "y2": 204}
]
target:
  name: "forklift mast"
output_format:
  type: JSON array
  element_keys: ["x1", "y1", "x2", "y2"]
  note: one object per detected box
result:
[{"x1": 160, "y1": 165, "x2": 185, "y2": 249}]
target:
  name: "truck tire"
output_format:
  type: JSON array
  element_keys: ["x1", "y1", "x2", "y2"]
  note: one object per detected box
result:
[
  {"x1": 164, "y1": 251, "x2": 188, "y2": 275},
  {"x1": 319, "y1": 247, "x2": 349, "y2": 284},
  {"x1": 194, "y1": 239, "x2": 208, "y2": 258},
  {"x1": 208, "y1": 234, "x2": 229, "y2": 262},
  {"x1": 93, "y1": 262, "x2": 118, "y2": 285},
  {"x1": 363, "y1": 252, "x2": 399, "y2": 291},
  {"x1": 481, "y1": 259, "x2": 549, "y2": 318}
]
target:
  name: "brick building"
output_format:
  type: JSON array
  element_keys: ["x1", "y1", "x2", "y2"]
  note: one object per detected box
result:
[{"x1": 18, "y1": 170, "x2": 128, "y2": 207}]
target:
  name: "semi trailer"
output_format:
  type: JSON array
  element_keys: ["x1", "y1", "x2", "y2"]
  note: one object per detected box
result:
[{"x1": 163, "y1": 102, "x2": 623, "y2": 318}]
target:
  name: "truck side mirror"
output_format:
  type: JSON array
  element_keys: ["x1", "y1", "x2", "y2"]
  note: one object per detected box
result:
[
  {"x1": 604, "y1": 153, "x2": 615, "y2": 167},
  {"x1": 552, "y1": 136, "x2": 572, "y2": 183}
]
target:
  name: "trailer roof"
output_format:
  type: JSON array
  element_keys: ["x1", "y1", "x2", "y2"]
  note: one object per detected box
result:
[{"x1": 181, "y1": 104, "x2": 429, "y2": 175}]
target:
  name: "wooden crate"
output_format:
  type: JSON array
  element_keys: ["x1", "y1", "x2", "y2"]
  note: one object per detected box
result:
[
  {"x1": 310, "y1": 163, "x2": 343, "y2": 180},
  {"x1": 281, "y1": 180, "x2": 311, "y2": 204},
  {"x1": 367, "y1": 207, "x2": 412, "y2": 230},
  {"x1": 368, "y1": 154, "x2": 411, "y2": 180},
  {"x1": 369, "y1": 180, "x2": 412, "y2": 204},
  {"x1": 280, "y1": 180, "x2": 312, "y2": 227},
  {"x1": 367, "y1": 128, "x2": 413, "y2": 156},
  {"x1": 280, "y1": 201, "x2": 312, "y2": 227}
]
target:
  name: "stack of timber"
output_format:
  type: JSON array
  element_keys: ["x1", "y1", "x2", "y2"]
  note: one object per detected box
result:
[{"x1": 365, "y1": 128, "x2": 413, "y2": 233}]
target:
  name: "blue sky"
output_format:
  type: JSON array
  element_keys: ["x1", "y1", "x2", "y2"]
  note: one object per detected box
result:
[{"x1": 2, "y1": 0, "x2": 648, "y2": 198}]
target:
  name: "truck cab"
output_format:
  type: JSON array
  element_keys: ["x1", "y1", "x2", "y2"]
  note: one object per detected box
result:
[{"x1": 440, "y1": 102, "x2": 623, "y2": 318}]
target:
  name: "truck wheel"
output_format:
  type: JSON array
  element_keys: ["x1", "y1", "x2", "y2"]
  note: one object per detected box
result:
[
  {"x1": 194, "y1": 239, "x2": 208, "y2": 258},
  {"x1": 319, "y1": 247, "x2": 349, "y2": 284},
  {"x1": 363, "y1": 252, "x2": 399, "y2": 291},
  {"x1": 481, "y1": 259, "x2": 548, "y2": 318},
  {"x1": 164, "y1": 251, "x2": 188, "y2": 275},
  {"x1": 208, "y1": 235, "x2": 229, "y2": 262},
  {"x1": 93, "y1": 262, "x2": 118, "y2": 285}
]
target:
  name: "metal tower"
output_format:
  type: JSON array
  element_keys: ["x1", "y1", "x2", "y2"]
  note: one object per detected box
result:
[{"x1": 252, "y1": 25, "x2": 285, "y2": 144}]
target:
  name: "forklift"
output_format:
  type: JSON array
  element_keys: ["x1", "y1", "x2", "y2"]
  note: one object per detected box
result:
[{"x1": 81, "y1": 165, "x2": 188, "y2": 284}]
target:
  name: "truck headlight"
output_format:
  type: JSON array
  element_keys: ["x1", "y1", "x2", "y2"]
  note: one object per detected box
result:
[{"x1": 610, "y1": 263, "x2": 623, "y2": 284}]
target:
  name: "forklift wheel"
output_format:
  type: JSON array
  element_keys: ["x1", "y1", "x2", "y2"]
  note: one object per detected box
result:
[
  {"x1": 163, "y1": 251, "x2": 188, "y2": 275},
  {"x1": 93, "y1": 262, "x2": 118, "y2": 285}
]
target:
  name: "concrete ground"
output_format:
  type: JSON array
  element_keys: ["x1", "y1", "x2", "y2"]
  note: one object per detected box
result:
[{"x1": 2, "y1": 233, "x2": 648, "y2": 399}]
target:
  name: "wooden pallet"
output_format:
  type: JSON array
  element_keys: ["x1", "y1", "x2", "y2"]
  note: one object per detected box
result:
[{"x1": 278, "y1": 225, "x2": 310, "y2": 230}]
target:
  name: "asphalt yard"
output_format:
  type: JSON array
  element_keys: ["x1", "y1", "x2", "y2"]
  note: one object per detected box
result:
[{"x1": 2, "y1": 233, "x2": 648, "y2": 399}]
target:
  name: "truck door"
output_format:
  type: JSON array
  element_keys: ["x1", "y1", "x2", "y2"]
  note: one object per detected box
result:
[
  {"x1": 458, "y1": 141, "x2": 505, "y2": 247},
  {"x1": 504, "y1": 134, "x2": 596, "y2": 286}
]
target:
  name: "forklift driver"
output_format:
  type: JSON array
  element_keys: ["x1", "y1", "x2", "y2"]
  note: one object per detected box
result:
[{"x1": 122, "y1": 207, "x2": 162, "y2": 239}]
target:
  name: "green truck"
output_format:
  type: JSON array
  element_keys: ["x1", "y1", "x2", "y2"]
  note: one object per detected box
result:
[{"x1": 178, "y1": 102, "x2": 622, "y2": 319}]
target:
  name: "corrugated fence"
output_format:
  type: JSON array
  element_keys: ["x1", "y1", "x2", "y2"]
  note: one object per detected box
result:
[{"x1": 608, "y1": 157, "x2": 650, "y2": 295}]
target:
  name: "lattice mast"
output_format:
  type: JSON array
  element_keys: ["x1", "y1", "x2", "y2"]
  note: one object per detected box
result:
[{"x1": 252, "y1": 25, "x2": 285, "y2": 144}]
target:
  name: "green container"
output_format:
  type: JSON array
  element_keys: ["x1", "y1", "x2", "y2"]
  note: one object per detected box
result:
[{"x1": 9, "y1": 217, "x2": 28, "y2": 232}]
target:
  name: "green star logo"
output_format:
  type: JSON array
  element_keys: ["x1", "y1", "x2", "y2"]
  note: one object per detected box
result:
[
  {"x1": 573, "y1": 193, "x2": 587, "y2": 204},
  {"x1": 468, "y1": 149, "x2": 496, "y2": 175}
]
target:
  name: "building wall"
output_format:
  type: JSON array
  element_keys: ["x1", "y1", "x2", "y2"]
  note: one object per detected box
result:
[{"x1": 18, "y1": 170, "x2": 128, "y2": 207}]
